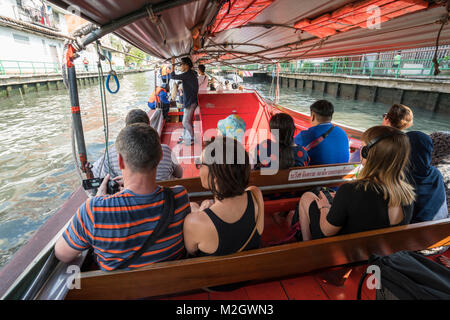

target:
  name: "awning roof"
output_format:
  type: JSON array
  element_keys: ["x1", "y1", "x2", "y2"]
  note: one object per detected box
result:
[{"x1": 47, "y1": 0, "x2": 450, "y2": 64}]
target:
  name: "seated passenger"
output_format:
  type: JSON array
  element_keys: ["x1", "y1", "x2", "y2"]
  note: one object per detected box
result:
[
  {"x1": 349, "y1": 103, "x2": 415, "y2": 164},
  {"x1": 217, "y1": 114, "x2": 246, "y2": 143},
  {"x1": 382, "y1": 103, "x2": 413, "y2": 130},
  {"x1": 55, "y1": 123, "x2": 190, "y2": 270},
  {"x1": 293, "y1": 125, "x2": 414, "y2": 241},
  {"x1": 183, "y1": 136, "x2": 264, "y2": 257},
  {"x1": 92, "y1": 109, "x2": 182, "y2": 181},
  {"x1": 255, "y1": 113, "x2": 309, "y2": 170},
  {"x1": 148, "y1": 82, "x2": 171, "y2": 120},
  {"x1": 407, "y1": 131, "x2": 448, "y2": 222},
  {"x1": 294, "y1": 100, "x2": 349, "y2": 165}
]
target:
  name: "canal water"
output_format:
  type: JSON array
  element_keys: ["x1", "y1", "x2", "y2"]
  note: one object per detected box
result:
[{"x1": 0, "y1": 71, "x2": 449, "y2": 270}]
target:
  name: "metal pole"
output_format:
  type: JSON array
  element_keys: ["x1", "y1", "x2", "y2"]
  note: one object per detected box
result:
[{"x1": 67, "y1": 45, "x2": 93, "y2": 179}]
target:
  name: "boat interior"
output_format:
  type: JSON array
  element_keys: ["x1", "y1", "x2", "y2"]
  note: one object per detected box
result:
[
  {"x1": 63, "y1": 90, "x2": 450, "y2": 300},
  {"x1": 1, "y1": 0, "x2": 449, "y2": 300}
]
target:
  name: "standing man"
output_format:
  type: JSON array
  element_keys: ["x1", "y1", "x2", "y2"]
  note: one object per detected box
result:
[{"x1": 171, "y1": 57, "x2": 198, "y2": 146}]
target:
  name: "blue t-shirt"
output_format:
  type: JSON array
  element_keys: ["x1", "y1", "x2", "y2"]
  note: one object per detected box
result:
[{"x1": 294, "y1": 123, "x2": 349, "y2": 165}]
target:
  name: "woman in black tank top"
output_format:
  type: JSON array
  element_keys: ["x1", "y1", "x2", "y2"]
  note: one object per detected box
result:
[{"x1": 183, "y1": 136, "x2": 264, "y2": 257}]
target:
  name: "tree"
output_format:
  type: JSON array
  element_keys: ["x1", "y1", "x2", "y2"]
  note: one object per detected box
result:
[{"x1": 124, "y1": 47, "x2": 148, "y2": 67}]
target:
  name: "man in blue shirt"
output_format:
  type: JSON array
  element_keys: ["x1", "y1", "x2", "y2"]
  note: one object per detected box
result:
[
  {"x1": 294, "y1": 100, "x2": 349, "y2": 165},
  {"x1": 171, "y1": 57, "x2": 199, "y2": 146}
]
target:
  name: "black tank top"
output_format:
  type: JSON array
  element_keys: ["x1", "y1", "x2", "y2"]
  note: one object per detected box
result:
[{"x1": 198, "y1": 191, "x2": 261, "y2": 256}]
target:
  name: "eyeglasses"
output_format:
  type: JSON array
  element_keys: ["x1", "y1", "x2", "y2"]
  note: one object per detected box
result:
[
  {"x1": 382, "y1": 113, "x2": 388, "y2": 119},
  {"x1": 194, "y1": 159, "x2": 206, "y2": 170}
]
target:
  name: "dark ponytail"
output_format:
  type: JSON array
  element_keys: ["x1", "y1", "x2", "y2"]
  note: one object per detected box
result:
[{"x1": 269, "y1": 113, "x2": 295, "y2": 169}]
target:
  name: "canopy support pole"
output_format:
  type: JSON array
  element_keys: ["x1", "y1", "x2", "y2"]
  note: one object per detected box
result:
[{"x1": 66, "y1": 44, "x2": 93, "y2": 179}]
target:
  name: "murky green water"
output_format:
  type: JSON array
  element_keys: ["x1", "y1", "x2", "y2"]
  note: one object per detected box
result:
[
  {"x1": 246, "y1": 82, "x2": 450, "y2": 134},
  {"x1": 0, "y1": 72, "x2": 449, "y2": 270},
  {"x1": 0, "y1": 71, "x2": 156, "y2": 269}
]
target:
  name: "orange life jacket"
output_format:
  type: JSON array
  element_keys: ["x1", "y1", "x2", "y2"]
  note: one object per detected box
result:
[{"x1": 148, "y1": 87, "x2": 167, "y2": 104}]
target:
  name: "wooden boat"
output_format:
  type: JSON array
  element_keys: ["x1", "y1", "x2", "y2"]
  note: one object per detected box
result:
[{"x1": 1, "y1": 0, "x2": 449, "y2": 300}]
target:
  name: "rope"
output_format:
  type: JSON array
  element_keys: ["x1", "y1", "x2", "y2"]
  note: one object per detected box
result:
[
  {"x1": 96, "y1": 42, "x2": 113, "y2": 179},
  {"x1": 432, "y1": 2, "x2": 450, "y2": 76}
]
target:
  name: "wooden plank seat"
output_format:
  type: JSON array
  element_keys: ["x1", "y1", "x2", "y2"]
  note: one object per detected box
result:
[
  {"x1": 66, "y1": 218, "x2": 450, "y2": 300},
  {"x1": 64, "y1": 162, "x2": 450, "y2": 300},
  {"x1": 159, "y1": 162, "x2": 361, "y2": 202}
]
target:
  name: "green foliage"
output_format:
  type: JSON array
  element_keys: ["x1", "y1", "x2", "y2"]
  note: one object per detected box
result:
[{"x1": 124, "y1": 48, "x2": 148, "y2": 66}]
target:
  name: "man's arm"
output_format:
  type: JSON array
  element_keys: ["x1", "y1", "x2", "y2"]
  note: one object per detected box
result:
[
  {"x1": 55, "y1": 201, "x2": 94, "y2": 263},
  {"x1": 55, "y1": 236, "x2": 83, "y2": 263}
]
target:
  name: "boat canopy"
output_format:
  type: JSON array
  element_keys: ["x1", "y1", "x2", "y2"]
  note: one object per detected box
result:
[{"x1": 48, "y1": 0, "x2": 450, "y2": 63}]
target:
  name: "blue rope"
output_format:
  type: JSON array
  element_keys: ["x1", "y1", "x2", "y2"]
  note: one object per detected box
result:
[{"x1": 106, "y1": 71, "x2": 120, "y2": 94}]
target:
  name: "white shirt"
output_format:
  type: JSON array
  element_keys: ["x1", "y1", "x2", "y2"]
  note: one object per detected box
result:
[{"x1": 198, "y1": 74, "x2": 209, "y2": 91}]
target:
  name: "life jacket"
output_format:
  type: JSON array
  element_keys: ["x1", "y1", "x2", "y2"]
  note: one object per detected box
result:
[{"x1": 148, "y1": 87, "x2": 167, "y2": 104}]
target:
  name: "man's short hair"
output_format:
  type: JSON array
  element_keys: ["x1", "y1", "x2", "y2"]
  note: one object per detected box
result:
[
  {"x1": 198, "y1": 64, "x2": 205, "y2": 73},
  {"x1": 310, "y1": 100, "x2": 334, "y2": 121},
  {"x1": 125, "y1": 109, "x2": 150, "y2": 126},
  {"x1": 181, "y1": 57, "x2": 193, "y2": 69},
  {"x1": 115, "y1": 123, "x2": 162, "y2": 172}
]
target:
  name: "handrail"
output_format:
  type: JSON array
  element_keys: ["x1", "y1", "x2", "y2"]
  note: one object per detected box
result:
[
  {"x1": 266, "y1": 58, "x2": 450, "y2": 78},
  {"x1": 0, "y1": 59, "x2": 130, "y2": 75}
]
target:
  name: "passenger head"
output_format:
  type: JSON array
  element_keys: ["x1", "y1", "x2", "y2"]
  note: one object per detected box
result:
[
  {"x1": 198, "y1": 64, "x2": 205, "y2": 74},
  {"x1": 406, "y1": 131, "x2": 433, "y2": 176},
  {"x1": 269, "y1": 113, "x2": 296, "y2": 169},
  {"x1": 358, "y1": 125, "x2": 414, "y2": 206},
  {"x1": 310, "y1": 100, "x2": 334, "y2": 124},
  {"x1": 160, "y1": 81, "x2": 170, "y2": 92},
  {"x1": 199, "y1": 136, "x2": 250, "y2": 200},
  {"x1": 125, "y1": 109, "x2": 150, "y2": 126},
  {"x1": 382, "y1": 104, "x2": 413, "y2": 130},
  {"x1": 180, "y1": 57, "x2": 193, "y2": 72},
  {"x1": 217, "y1": 114, "x2": 246, "y2": 143},
  {"x1": 116, "y1": 123, "x2": 162, "y2": 173}
]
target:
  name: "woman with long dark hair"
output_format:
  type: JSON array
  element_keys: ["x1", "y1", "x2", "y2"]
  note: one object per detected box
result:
[{"x1": 255, "y1": 113, "x2": 309, "y2": 170}]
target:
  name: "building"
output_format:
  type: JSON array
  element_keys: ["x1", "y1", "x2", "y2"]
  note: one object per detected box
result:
[{"x1": 0, "y1": 0, "x2": 125, "y2": 75}]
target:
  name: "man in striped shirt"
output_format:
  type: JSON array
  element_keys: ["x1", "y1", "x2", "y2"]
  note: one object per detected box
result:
[
  {"x1": 55, "y1": 123, "x2": 190, "y2": 270},
  {"x1": 92, "y1": 109, "x2": 183, "y2": 181}
]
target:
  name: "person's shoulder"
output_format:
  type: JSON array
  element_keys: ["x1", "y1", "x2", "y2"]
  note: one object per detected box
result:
[
  {"x1": 169, "y1": 185, "x2": 188, "y2": 198},
  {"x1": 161, "y1": 143, "x2": 172, "y2": 152}
]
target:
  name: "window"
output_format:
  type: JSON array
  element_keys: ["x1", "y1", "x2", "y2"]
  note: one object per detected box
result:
[{"x1": 13, "y1": 33, "x2": 30, "y2": 44}]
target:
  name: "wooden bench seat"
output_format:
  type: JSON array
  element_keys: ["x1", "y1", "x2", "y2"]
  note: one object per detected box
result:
[
  {"x1": 64, "y1": 163, "x2": 449, "y2": 300},
  {"x1": 66, "y1": 218, "x2": 450, "y2": 300}
]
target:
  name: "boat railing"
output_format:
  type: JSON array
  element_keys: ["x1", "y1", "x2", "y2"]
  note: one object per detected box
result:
[
  {"x1": 268, "y1": 56, "x2": 450, "y2": 79},
  {"x1": 0, "y1": 59, "x2": 128, "y2": 76}
]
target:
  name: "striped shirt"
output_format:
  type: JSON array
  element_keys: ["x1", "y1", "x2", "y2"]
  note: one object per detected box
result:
[
  {"x1": 92, "y1": 144, "x2": 180, "y2": 181},
  {"x1": 63, "y1": 185, "x2": 190, "y2": 271}
]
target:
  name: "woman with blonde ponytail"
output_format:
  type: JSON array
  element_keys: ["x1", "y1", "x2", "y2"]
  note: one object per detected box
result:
[{"x1": 293, "y1": 125, "x2": 415, "y2": 241}]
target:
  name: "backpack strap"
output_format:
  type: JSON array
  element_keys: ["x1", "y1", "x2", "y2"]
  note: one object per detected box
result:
[
  {"x1": 305, "y1": 125, "x2": 335, "y2": 151},
  {"x1": 117, "y1": 187, "x2": 174, "y2": 269}
]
